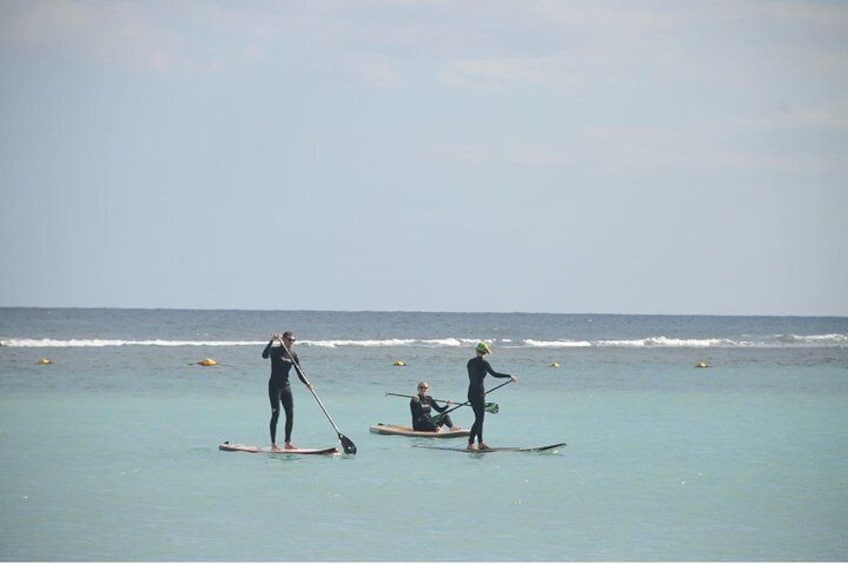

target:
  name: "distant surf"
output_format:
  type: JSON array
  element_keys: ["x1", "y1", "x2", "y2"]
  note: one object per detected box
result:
[{"x1": 3, "y1": 334, "x2": 846, "y2": 349}]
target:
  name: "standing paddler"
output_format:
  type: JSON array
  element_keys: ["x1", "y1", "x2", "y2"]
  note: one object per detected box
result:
[
  {"x1": 261, "y1": 330, "x2": 313, "y2": 451},
  {"x1": 466, "y1": 342, "x2": 518, "y2": 450}
]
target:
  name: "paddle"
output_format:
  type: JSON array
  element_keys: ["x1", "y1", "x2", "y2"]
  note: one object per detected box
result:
[
  {"x1": 429, "y1": 379, "x2": 513, "y2": 425},
  {"x1": 385, "y1": 391, "x2": 500, "y2": 414},
  {"x1": 278, "y1": 339, "x2": 357, "y2": 455}
]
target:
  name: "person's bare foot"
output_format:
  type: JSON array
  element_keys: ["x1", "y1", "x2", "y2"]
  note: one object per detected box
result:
[
  {"x1": 466, "y1": 443, "x2": 477, "y2": 451},
  {"x1": 478, "y1": 442, "x2": 491, "y2": 450},
  {"x1": 271, "y1": 443, "x2": 282, "y2": 452},
  {"x1": 284, "y1": 442, "x2": 297, "y2": 450}
]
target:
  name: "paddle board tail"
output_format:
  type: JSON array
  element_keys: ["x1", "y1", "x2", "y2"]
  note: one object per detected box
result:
[
  {"x1": 369, "y1": 423, "x2": 470, "y2": 438},
  {"x1": 219, "y1": 441, "x2": 339, "y2": 455},
  {"x1": 414, "y1": 442, "x2": 566, "y2": 453}
]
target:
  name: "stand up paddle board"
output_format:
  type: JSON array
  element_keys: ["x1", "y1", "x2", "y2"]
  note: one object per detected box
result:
[
  {"x1": 370, "y1": 423, "x2": 470, "y2": 438},
  {"x1": 219, "y1": 441, "x2": 338, "y2": 455},
  {"x1": 414, "y1": 442, "x2": 566, "y2": 453}
]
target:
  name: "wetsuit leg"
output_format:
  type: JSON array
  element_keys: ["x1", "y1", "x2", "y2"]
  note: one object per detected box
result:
[
  {"x1": 268, "y1": 380, "x2": 281, "y2": 445},
  {"x1": 441, "y1": 414, "x2": 456, "y2": 429},
  {"x1": 468, "y1": 392, "x2": 485, "y2": 444},
  {"x1": 413, "y1": 418, "x2": 438, "y2": 432},
  {"x1": 279, "y1": 384, "x2": 294, "y2": 444}
]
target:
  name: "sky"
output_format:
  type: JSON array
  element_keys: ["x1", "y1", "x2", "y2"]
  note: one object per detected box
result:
[{"x1": 1, "y1": 0, "x2": 846, "y2": 316}]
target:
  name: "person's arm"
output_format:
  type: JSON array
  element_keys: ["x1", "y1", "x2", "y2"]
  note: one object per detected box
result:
[
  {"x1": 290, "y1": 352, "x2": 311, "y2": 386},
  {"x1": 261, "y1": 340, "x2": 274, "y2": 359},
  {"x1": 431, "y1": 397, "x2": 449, "y2": 413},
  {"x1": 483, "y1": 359, "x2": 512, "y2": 379}
]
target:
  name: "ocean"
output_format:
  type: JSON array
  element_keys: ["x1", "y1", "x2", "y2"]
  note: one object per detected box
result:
[{"x1": 1, "y1": 308, "x2": 846, "y2": 561}]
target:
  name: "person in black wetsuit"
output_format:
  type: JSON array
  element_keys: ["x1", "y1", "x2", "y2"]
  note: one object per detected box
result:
[
  {"x1": 410, "y1": 381, "x2": 461, "y2": 432},
  {"x1": 262, "y1": 330, "x2": 312, "y2": 451},
  {"x1": 467, "y1": 342, "x2": 517, "y2": 450}
]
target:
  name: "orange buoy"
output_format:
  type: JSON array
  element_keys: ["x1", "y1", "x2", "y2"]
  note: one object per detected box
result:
[
  {"x1": 198, "y1": 358, "x2": 218, "y2": 367},
  {"x1": 39, "y1": 358, "x2": 53, "y2": 365}
]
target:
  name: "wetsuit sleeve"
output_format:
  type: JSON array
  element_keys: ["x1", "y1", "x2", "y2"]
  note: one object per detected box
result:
[
  {"x1": 483, "y1": 359, "x2": 511, "y2": 379},
  {"x1": 291, "y1": 352, "x2": 310, "y2": 386},
  {"x1": 261, "y1": 340, "x2": 273, "y2": 359},
  {"x1": 410, "y1": 397, "x2": 423, "y2": 421},
  {"x1": 431, "y1": 398, "x2": 448, "y2": 413}
]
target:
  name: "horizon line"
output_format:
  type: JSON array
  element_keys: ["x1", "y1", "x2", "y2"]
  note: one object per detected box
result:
[{"x1": 1, "y1": 305, "x2": 845, "y2": 319}]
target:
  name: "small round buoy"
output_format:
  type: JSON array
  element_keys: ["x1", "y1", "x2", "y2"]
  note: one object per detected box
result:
[
  {"x1": 39, "y1": 358, "x2": 53, "y2": 365},
  {"x1": 198, "y1": 358, "x2": 218, "y2": 367},
  {"x1": 695, "y1": 360, "x2": 709, "y2": 368},
  {"x1": 393, "y1": 360, "x2": 406, "y2": 367},
  {"x1": 549, "y1": 362, "x2": 560, "y2": 368}
]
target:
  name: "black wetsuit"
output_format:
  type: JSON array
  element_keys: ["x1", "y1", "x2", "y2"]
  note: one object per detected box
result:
[
  {"x1": 467, "y1": 356, "x2": 511, "y2": 445},
  {"x1": 262, "y1": 340, "x2": 309, "y2": 445},
  {"x1": 410, "y1": 394, "x2": 455, "y2": 431}
]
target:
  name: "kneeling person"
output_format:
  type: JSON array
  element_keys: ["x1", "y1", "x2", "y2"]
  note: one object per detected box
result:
[{"x1": 410, "y1": 381, "x2": 459, "y2": 432}]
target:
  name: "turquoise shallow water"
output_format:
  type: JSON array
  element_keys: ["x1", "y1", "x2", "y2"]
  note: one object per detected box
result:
[{"x1": 1, "y1": 309, "x2": 847, "y2": 561}]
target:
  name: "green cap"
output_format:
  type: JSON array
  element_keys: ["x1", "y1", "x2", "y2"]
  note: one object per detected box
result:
[{"x1": 476, "y1": 342, "x2": 491, "y2": 354}]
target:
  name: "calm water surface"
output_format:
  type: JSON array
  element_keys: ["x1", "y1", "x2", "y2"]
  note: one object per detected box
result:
[{"x1": 1, "y1": 309, "x2": 846, "y2": 561}]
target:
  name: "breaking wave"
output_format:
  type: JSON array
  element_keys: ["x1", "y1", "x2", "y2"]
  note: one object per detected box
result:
[{"x1": 2, "y1": 334, "x2": 846, "y2": 349}]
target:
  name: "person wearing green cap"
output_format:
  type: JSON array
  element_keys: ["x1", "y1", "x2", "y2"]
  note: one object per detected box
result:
[{"x1": 466, "y1": 342, "x2": 517, "y2": 450}]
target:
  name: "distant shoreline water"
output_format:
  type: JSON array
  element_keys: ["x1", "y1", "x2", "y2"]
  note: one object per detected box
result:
[
  {"x1": 1, "y1": 305, "x2": 846, "y2": 316},
  {"x1": 3, "y1": 307, "x2": 846, "y2": 349}
]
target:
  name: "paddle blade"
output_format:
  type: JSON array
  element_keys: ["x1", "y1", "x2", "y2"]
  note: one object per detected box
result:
[
  {"x1": 340, "y1": 434, "x2": 357, "y2": 455},
  {"x1": 485, "y1": 402, "x2": 499, "y2": 414}
]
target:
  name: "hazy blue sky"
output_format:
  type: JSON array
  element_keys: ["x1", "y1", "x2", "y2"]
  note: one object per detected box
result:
[{"x1": 1, "y1": 1, "x2": 846, "y2": 315}]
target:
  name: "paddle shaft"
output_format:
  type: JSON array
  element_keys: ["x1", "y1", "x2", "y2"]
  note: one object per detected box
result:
[
  {"x1": 386, "y1": 391, "x2": 459, "y2": 404},
  {"x1": 437, "y1": 379, "x2": 513, "y2": 418},
  {"x1": 278, "y1": 339, "x2": 357, "y2": 454},
  {"x1": 387, "y1": 391, "x2": 498, "y2": 414}
]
